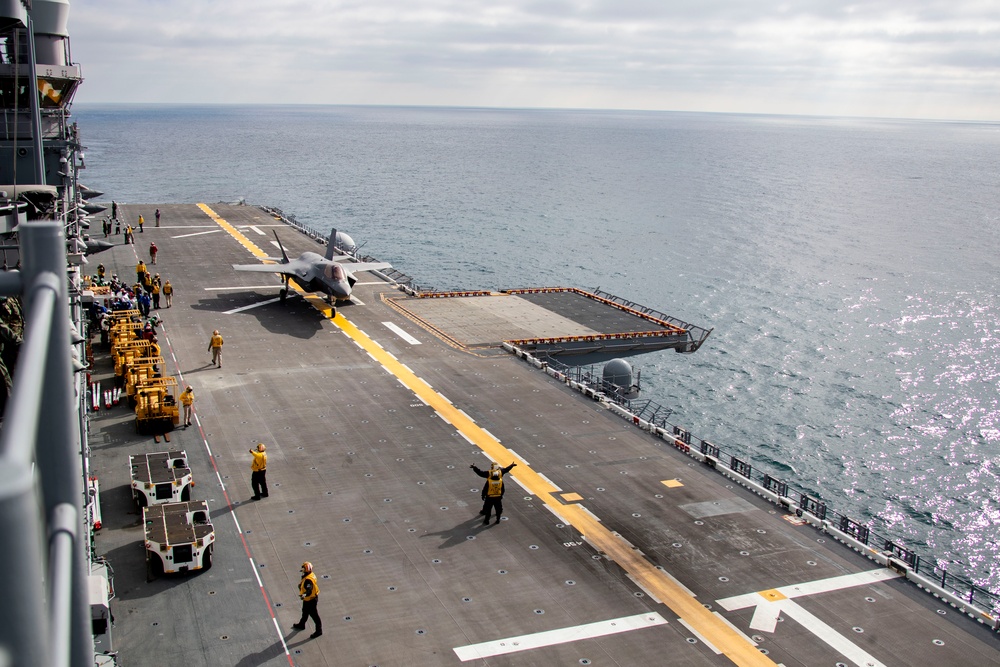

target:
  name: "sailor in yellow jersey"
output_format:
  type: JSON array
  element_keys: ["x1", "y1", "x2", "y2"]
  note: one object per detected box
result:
[
  {"x1": 179, "y1": 386, "x2": 194, "y2": 427},
  {"x1": 162, "y1": 280, "x2": 173, "y2": 307},
  {"x1": 292, "y1": 562, "x2": 322, "y2": 638},
  {"x1": 249, "y1": 443, "x2": 268, "y2": 500},
  {"x1": 471, "y1": 461, "x2": 517, "y2": 525},
  {"x1": 207, "y1": 329, "x2": 223, "y2": 367}
]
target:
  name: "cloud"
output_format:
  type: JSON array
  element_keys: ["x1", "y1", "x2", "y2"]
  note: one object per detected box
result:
[{"x1": 68, "y1": 0, "x2": 1000, "y2": 120}]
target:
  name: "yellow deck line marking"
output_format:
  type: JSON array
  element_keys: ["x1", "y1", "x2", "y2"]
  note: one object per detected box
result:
[
  {"x1": 199, "y1": 204, "x2": 775, "y2": 667},
  {"x1": 332, "y1": 313, "x2": 775, "y2": 667}
]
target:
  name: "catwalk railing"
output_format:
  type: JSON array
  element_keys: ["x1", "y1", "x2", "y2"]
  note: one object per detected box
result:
[
  {"x1": 513, "y1": 349, "x2": 1000, "y2": 629},
  {"x1": 0, "y1": 220, "x2": 93, "y2": 666}
]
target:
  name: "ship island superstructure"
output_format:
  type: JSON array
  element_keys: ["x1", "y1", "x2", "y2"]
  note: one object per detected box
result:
[{"x1": 0, "y1": 2, "x2": 998, "y2": 667}]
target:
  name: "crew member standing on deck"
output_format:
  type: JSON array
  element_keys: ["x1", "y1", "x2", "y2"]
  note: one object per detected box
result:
[
  {"x1": 292, "y1": 562, "x2": 322, "y2": 638},
  {"x1": 155, "y1": 208, "x2": 160, "y2": 227},
  {"x1": 138, "y1": 213, "x2": 144, "y2": 232},
  {"x1": 163, "y1": 279, "x2": 173, "y2": 307},
  {"x1": 471, "y1": 461, "x2": 517, "y2": 525},
  {"x1": 179, "y1": 386, "x2": 194, "y2": 426},
  {"x1": 249, "y1": 443, "x2": 269, "y2": 499},
  {"x1": 149, "y1": 241, "x2": 158, "y2": 265},
  {"x1": 208, "y1": 329, "x2": 223, "y2": 367}
]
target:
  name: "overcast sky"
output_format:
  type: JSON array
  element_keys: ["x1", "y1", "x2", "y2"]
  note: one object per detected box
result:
[{"x1": 68, "y1": 0, "x2": 999, "y2": 121}]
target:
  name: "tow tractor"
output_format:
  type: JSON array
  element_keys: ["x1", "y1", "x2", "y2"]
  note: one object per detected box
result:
[
  {"x1": 129, "y1": 451, "x2": 192, "y2": 507},
  {"x1": 143, "y1": 500, "x2": 215, "y2": 577}
]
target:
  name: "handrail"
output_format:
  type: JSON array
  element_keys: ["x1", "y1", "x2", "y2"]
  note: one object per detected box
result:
[{"x1": 0, "y1": 220, "x2": 93, "y2": 666}]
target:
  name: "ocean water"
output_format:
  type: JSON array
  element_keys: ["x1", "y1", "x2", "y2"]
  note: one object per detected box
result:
[{"x1": 73, "y1": 104, "x2": 1000, "y2": 595}]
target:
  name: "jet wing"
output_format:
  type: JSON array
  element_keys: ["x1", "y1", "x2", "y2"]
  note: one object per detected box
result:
[
  {"x1": 232, "y1": 263, "x2": 285, "y2": 273},
  {"x1": 232, "y1": 261, "x2": 311, "y2": 281},
  {"x1": 337, "y1": 261, "x2": 393, "y2": 274}
]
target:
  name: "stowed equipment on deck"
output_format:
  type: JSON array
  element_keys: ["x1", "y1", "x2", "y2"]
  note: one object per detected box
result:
[
  {"x1": 105, "y1": 309, "x2": 177, "y2": 432},
  {"x1": 129, "y1": 450, "x2": 192, "y2": 507},
  {"x1": 134, "y1": 377, "x2": 179, "y2": 435},
  {"x1": 143, "y1": 501, "x2": 215, "y2": 577}
]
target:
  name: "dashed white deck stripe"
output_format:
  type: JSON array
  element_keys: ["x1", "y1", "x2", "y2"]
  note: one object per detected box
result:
[{"x1": 382, "y1": 321, "x2": 421, "y2": 344}]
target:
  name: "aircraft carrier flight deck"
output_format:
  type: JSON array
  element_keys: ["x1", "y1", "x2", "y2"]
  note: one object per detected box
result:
[{"x1": 87, "y1": 203, "x2": 1000, "y2": 667}]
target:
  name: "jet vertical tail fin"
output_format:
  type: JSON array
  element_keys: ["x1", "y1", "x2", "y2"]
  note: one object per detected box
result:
[
  {"x1": 325, "y1": 229, "x2": 338, "y2": 261},
  {"x1": 273, "y1": 231, "x2": 290, "y2": 263}
]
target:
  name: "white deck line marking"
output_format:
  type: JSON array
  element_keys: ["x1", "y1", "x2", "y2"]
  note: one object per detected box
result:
[
  {"x1": 749, "y1": 599, "x2": 783, "y2": 632},
  {"x1": 204, "y1": 285, "x2": 281, "y2": 291},
  {"x1": 718, "y1": 569, "x2": 902, "y2": 611},
  {"x1": 459, "y1": 432, "x2": 476, "y2": 445},
  {"x1": 249, "y1": 225, "x2": 266, "y2": 236},
  {"x1": 173, "y1": 229, "x2": 222, "y2": 239},
  {"x1": 627, "y1": 573, "x2": 663, "y2": 604},
  {"x1": 716, "y1": 569, "x2": 900, "y2": 666},
  {"x1": 678, "y1": 618, "x2": 723, "y2": 654},
  {"x1": 712, "y1": 612, "x2": 758, "y2": 646},
  {"x1": 506, "y1": 449, "x2": 529, "y2": 466},
  {"x1": 453, "y1": 613, "x2": 668, "y2": 661},
  {"x1": 272, "y1": 617, "x2": 291, "y2": 657},
  {"x1": 270, "y1": 240, "x2": 281, "y2": 250},
  {"x1": 577, "y1": 505, "x2": 602, "y2": 523},
  {"x1": 536, "y1": 472, "x2": 562, "y2": 491},
  {"x1": 776, "y1": 568, "x2": 901, "y2": 599},
  {"x1": 775, "y1": 599, "x2": 887, "y2": 667},
  {"x1": 481, "y1": 428, "x2": 499, "y2": 442},
  {"x1": 661, "y1": 569, "x2": 698, "y2": 598},
  {"x1": 507, "y1": 475, "x2": 530, "y2": 493},
  {"x1": 248, "y1": 558, "x2": 263, "y2": 587},
  {"x1": 224, "y1": 297, "x2": 282, "y2": 314},
  {"x1": 457, "y1": 408, "x2": 473, "y2": 422},
  {"x1": 543, "y1": 504, "x2": 570, "y2": 524}
]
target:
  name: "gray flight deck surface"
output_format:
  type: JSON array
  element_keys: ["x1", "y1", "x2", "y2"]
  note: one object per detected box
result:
[{"x1": 88, "y1": 203, "x2": 1000, "y2": 667}]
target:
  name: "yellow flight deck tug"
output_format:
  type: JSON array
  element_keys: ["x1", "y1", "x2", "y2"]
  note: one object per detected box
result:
[
  {"x1": 124, "y1": 354, "x2": 165, "y2": 405},
  {"x1": 129, "y1": 451, "x2": 193, "y2": 507},
  {"x1": 143, "y1": 501, "x2": 215, "y2": 578},
  {"x1": 134, "y1": 377, "x2": 179, "y2": 435}
]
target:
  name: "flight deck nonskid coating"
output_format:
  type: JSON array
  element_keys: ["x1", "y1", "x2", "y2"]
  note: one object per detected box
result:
[{"x1": 87, "y1": 203, "x2": 1000, "y2": 666}]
